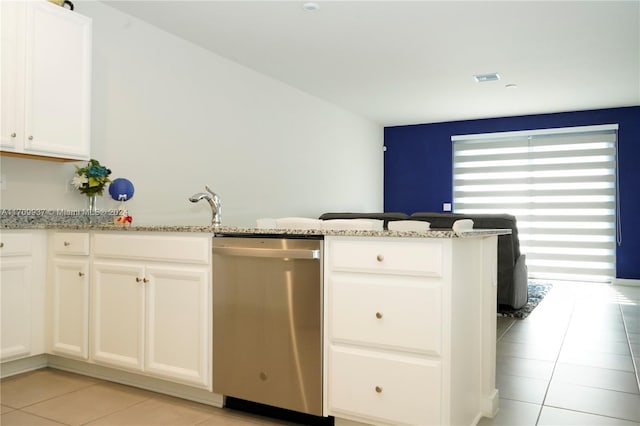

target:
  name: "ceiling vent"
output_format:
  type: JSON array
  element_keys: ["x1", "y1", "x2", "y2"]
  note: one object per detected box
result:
[{"x1": 474, "y1": 73, "x2": 500, "y2": 83}]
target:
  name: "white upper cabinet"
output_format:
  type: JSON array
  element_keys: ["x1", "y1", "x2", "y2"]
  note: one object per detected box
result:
[{"x1": 1, "y1": 0, "x2": 91, "y2": 160}]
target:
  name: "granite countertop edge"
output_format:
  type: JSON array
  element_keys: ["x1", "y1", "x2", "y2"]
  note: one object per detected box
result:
[{"x1": 1, "y1": 223, "x2": 511, "y2": 238}]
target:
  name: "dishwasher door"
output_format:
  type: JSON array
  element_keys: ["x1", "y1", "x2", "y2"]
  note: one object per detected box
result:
[{"x1": 212, "y1": 236, "x2": 323, "y2": 416}]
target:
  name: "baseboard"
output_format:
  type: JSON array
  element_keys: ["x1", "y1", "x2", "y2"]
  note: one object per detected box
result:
[
  {"x1": 481, "y1": 388, "x2": 500, "y2": 418},
  {"x1": 613, "y1": 278, "x2": 640, "y2": 287},
  {"x1": 0, "y1": 354, "x2": 48, "y2": 379}
]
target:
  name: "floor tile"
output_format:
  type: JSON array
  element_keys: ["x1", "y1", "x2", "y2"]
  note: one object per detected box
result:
[
  {"x1": 477, "y1": 398, "x2": 541, "y2": 426},
  {"x1": 496, "y1": 356, "x2": 555, "y2": 381},
  {"x1": 500, "y1": 329, "x2": 565, "y2": 347},
  {"x1": 545, "y1": 381, "x2": 640, "y2": 422},
  {"x1": 552, "y1": 363, "x2": 639, "y2": 394},
  {"x1": 0, "y1": 368, "x2": 97, "y2": 409},
  {"x1": 561, "y1": 336, "x2": 631, "y2": 356},
  {"x1": 497, "y1": 341, "x2": 560, "y2": 362},
  {"x1": 496, "y1": 374, "x2": 549, "y2": 404},
  {"x1": 22, "y1": 382, "x2": 154, "y2": 426},
  {"x1": 558, "y1": 347, "x2": 636, "y2": 372},
  {"x1": 86, "y1": 394, "x2": 216, "y2": 425},
  {"x1": 563, "y1": 325, "x2": 629, "y2": 344},
  {"x1": 0, "y1": 410, "x2": 68, "y2": 426},
  {"x1": 538, "y1": 406, "x2": 639, "y2": 425},
  {"x1": 497, "y1": 317, "x2": 516, "y2": 341}
]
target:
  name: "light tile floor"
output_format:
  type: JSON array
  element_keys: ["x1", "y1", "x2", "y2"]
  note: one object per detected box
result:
[
  {"x1": 480, "y1": 281, "x2": 640, "y2": 426},
  {"x1": 1, "y1": 281, "x2": 639, "y2": 426},
  {"x1": 0, "y1": 369, "x2": 291, "y2": 425}
]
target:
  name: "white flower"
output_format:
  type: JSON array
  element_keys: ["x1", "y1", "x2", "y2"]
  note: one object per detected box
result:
[{"x1": 71, "y1": 175, "x2": 88, "y2": 189}]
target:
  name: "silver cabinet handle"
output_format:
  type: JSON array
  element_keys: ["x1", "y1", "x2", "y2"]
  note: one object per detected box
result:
[
  {"x1": 214, "y1": 246, "x2": 320, "y2": 260},
  {"x1": 28, "y1": 135, "x2": 33, "y2": 140},
  {"x1": 10, "y1": 132, "x2": 16, "y2": 138}
]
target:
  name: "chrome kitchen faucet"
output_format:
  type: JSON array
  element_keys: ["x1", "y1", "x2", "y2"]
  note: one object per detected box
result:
[{"x1": 189, "y1": 185, "x2": 222, "y2": 227}]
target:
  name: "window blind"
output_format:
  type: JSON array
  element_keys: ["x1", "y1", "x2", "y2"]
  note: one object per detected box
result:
[{"x1": 452, "y1": 125, "x2": 618, "y2": 283}]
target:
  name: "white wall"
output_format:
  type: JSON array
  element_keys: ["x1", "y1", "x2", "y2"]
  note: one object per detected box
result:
[{"x1": 0, "y1": 1, "x2": 383, "y2": 226}]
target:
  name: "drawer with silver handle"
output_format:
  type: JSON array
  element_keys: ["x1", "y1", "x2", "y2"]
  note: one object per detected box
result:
[
  {"x1": 327, "y1": 237, "x2": 443, "y2": 277},
  {"x1": 329, "y1": 346, "x2": 442, "y2": 426},
  {"x1": 52, "y1": 233, "x2": 90, "y2": 255},
  {"x1": 0, "y1": 233, "x2": 32, "y2": 257}
]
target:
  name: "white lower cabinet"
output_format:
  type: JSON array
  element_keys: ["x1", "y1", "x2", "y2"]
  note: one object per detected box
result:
[
  {"x1": 0, "y1": 231, "x2": 46, "y2": 362},
  {"x1": 329, "y1": 346, "x2": 441, "y2": 426},
  {"x1": 50, "y1": 258, "x2": 89, "y2": 359},
  {"x1": 92, "y1": 262, "x2": 145, "y2": 370},
  {"x1": 1, "y1": 258, "x2": 33, "y2": 360},
  {"x1": 91, "y1": 233, "x2": 212, "y2": 390},
  {"x1": 49, "y1": 232, "x2": 90, "y2": 359},
  {"x1": 325, "y1": 235, "x2": 498, "y2": 426}
]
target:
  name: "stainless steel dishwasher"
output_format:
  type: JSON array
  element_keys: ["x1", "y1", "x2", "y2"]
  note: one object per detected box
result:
[{"x1": 212, "y1": 236, "x2": 323, "y2": 416}]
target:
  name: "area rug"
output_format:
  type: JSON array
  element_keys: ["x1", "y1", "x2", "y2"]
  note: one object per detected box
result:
[{"x1": 497, "y1": 281, "x2": 553, "y2": 320}]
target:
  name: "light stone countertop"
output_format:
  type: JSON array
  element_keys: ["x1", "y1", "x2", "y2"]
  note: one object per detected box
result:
[{"x1": 0, "y1": 209, "x2": 510, "y2": 238}]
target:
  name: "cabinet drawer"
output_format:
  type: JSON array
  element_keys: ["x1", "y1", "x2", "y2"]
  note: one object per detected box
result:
[
  {"x1": 52, "y1": 233, "x2": 90, "y2": 255},
  {"x1": 0, "y1": 233, "x2": 32, "y2": 257},
  {"x1": 329, "y1": 346, "x2": 441, "y2": 426},
  {"x1": 93, "y1": 234, "x2": 210, "y2": 264},
  {"x1": 330, "y1": 276, "x2": 442, "y2": 355},
  {"x1": 328, "y1": 238, "x2": 442, "y2": 276}
]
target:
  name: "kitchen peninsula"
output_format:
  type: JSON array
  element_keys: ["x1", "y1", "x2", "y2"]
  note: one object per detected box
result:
[{"x1": 1, "y1": 213, "x2": 506, "y2": 426}]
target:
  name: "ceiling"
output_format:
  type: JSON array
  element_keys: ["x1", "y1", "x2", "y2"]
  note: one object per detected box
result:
[{"x1": 102, "y1": 1, "x2": 640, "y2": 126}]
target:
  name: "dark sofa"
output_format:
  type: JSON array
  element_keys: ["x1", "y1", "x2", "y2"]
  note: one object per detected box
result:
[{"x1": 319, "y1": 212, "x2": 528, "y2": 309}]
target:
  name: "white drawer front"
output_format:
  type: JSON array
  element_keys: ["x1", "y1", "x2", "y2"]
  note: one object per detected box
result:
[
  {"x1": 328, "y1": 238, "x2": 443, "y2": 276},
  {"x1": 52, "y1": 233, "x2": 90, "y2": 255},
  {"x1": 0, "y1": 233, "x2": 32, "y2": 257},
  {"x1": 330, "y1": 276, "x2": 442, "y2": 355},
  {"x1": 329, "y1": 346, "x2": 441, "y2": 426},
  {"x1": 93, "y1": 233, "x2": 210, "y2": 264}
]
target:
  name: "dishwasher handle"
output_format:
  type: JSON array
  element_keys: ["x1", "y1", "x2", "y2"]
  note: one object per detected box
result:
[{"x1": 214, "y1": 246, "x2": 320, "y2": 260}]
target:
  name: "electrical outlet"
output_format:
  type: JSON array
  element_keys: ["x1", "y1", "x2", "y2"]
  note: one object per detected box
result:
[{"x1": 443, "y1": 202, "x2": 452, "y2": 212}]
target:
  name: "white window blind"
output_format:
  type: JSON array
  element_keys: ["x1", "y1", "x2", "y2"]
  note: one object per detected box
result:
[{"x1": 452, "y1": 125, "x2": 618, "y2": 283}]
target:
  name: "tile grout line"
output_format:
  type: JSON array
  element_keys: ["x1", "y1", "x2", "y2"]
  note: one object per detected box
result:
[
  {"x1": 13, "y1": 408, "x2": 74, "y2": 426},
  {"x1": 77, "y1": 398, "x2": 150, "y2": 426},
  {"x1": 533, "y1": 290, "x2": 576, "y2": 426}
]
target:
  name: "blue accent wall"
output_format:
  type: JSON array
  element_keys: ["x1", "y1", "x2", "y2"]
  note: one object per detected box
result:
[{"x1": 384, "y1": 106, "x2": 640, "y2": 279}]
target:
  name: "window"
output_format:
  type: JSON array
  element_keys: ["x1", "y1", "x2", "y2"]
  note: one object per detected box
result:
[{"x1": 452, "y1": 125, "x2": 618, "y2": 283}]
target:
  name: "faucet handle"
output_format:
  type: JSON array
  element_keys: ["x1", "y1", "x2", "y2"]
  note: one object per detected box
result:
[{"x1": 205, "y1": 185, "x2": 221, "y2": 205}]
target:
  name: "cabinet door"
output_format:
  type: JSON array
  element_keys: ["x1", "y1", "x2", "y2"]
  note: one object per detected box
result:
[
  {"x1": 0, "y1": 259, "x2": 32, "y2": 361},
  {"x1": 50, "y1": 258, "x2": 89, "y2": 359},
  {"x1": 22, "y1": 0, "x2": 91, "y2": 159},
  {"x1": 0, "y1": 0, "x2": 25, "y2": 150},
  {"x1": 145, "y1": 265, "x2": 211, "y2": 389},
  {"x1": 92, "y1": 262, "x2": 145, "y2": 371}
]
